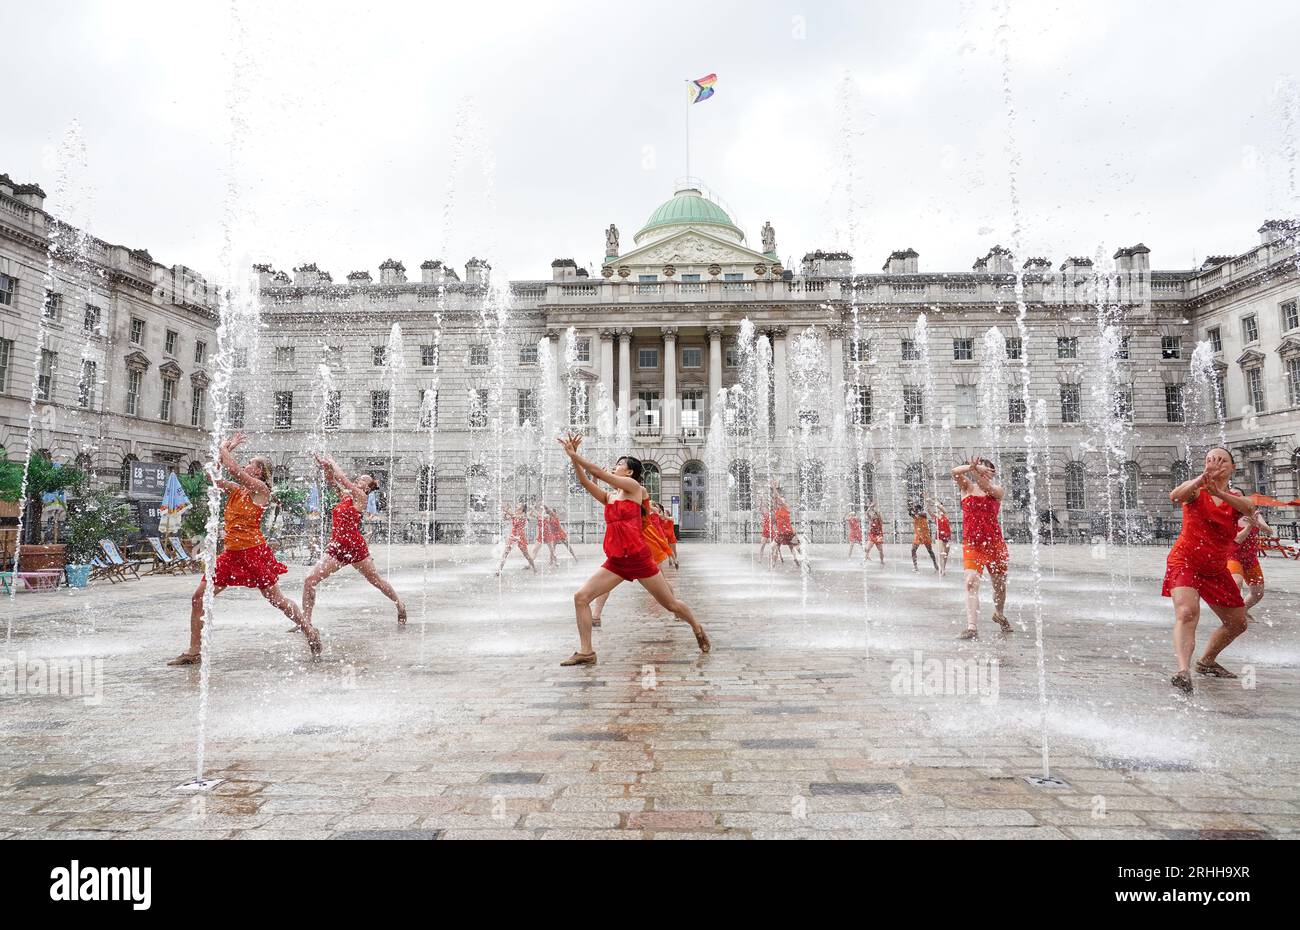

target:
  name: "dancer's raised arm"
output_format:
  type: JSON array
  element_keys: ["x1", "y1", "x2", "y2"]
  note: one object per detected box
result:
[
  {"x1": 219, "y1": 432, "x2": 271, "y2": 503},
  {"x1": 558, "y1": 432, "x2": 642, "y2": 501},
  {"x1": 315, "y1": 454, "x2": 367, "y2": 508}
]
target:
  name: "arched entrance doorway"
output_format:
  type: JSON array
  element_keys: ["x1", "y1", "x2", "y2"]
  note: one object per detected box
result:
[{"x1": 680, "y1": 460, "x2": 706, "y2": 535}]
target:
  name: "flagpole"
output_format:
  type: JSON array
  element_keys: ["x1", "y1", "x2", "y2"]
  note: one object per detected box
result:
[{"x1": 685, "y1": 79, "x2": 691, "y2": 181}]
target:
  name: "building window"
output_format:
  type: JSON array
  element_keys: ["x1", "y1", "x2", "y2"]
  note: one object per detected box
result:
[
  {"x1": 681, "y1": 346, "x2": 703, "y2": 369},
  {"x1": 1172, "y1": 460, "x2": 1191, "y2": 485},
  {"x1": 421, "y1": 344, "x2": 438, "y2": 366},
  {"x1": 955, "y1": 384, "x2": 976, "y2": 427},
  {"x1": 231, "y1": 347, "x2": 248, "y2": 369},
  {"x1": 851, "y1": 386, "x2": 872, "y2": 425},
  {"x1": 274, "y1": 391, "x2": 294, "y2": 430},
  {"x1": 0, "y1": 338, "x2": 12, "y2": 391},
  {"x1": 901, "y1": 339, "x2": 920, "y2": 361},
  {"x1": 371, "y1": 390, "x2": 391, "y2": 429},
  {"x1": 1213, "y1": 370, "x2": 1227, "y2": 418},
  {"x1": 37, "y1": 349, "x2": 56, "y2": 401},
  {"x1": 228, "y1": 391, "x2": 246, "y2": 428},
  {"x1": 797, "y1": 409, "x2": 820, "y2": 429},
  {"x1": 43, "y1": 291, "x2": 62, "y2": 322},
  {"x1": 78, "y1": 360, "x2": 97, "y2": 407},
  {"x1": 903, "y1": 386, "x2": 924, "y2": 424},
  {"x1": 83, "y1": 304, "x2": 102, "y2": 336},
  {"x1": 130, "y1": 318, "x2": 145, "y2": 345},
  {"x1": 1283, "y1": 299, "x2": 1299, "y2": 333},
  {"x1": 518, "y1": 389, "x2": 538, "y2": 426},
  {"x1": 636, "y1": 391, "x2": 660, "y2": 429},
  {"x1": 848, "y1": 337, "x2": 870, "y2": 363},
  {"x1": 421, "y1": 387, "x2": 441, "y2": 426},
  {"x1": 905, "y1": 462, "x2": 927, "y2": 508},
  {"x1": 160, "y1": 378, "x2": 175, "y2": 421},
  {"x1": 639, "y1": 274, "x2": 659, "y2": 282},
  {"x1": 194, "y1": 340, "x2": 207, "y2": 364},
  {"x1": 953, "y1": 337, "x2": 974, "y2": 361},
  {"x1": 467, "y1": 464, "x2": 489, "y2": 511},
  {"x1": 323, "y1": 345, "x2": 342, "y2": 367},
  {"x1": 1165, "y1": 384, "x2": 1185, "y2": 422},
  {"x1": 518, "y1": 343, "x2": 538, "y2": 365},
  {"x1": 1287, "y1": 357, "x2": 1300, "y2": 407},
  {"x1": 469, "y1": 345, "x2": 489, "y2": 366},
  {"x1": 0, "y1": 273, "x2": 15, "y2": 306},
  {"x1": 1242, "y1": 314, "x2": 1259, "y2": 344},
  {"x1": 191, "y1": 385, "x2": 205, "y2": 427},
  {"x1": 165, "y1": 330, "x2": 178, "y2": 355},
  {"x1": 1114, "y1": 335, "x2": 1130, "y2": 360},
  {"x1": 1246, "y1": 367, "x2": 1266, "y2": 412},
  {"x1": 724, "y1": 343, "x2": 740, "y2": 368},
  {"x1": 324, "y1": 391, "x2": 341, "y2": 429},
  {"x1": 1113, "y1": 388, "x2": 1134, "y2": 423},
  {"x1": 1161, "y1": 336, "x2": 1182, "y2": 360},
  {"x1": 1057, "y1": 336, "x2": 1078, "y2": 359},
  {"x1": 680, "y1": 390, "x2": 704, "y2": 429},
  {"x1": 729, "y1": 460, "x2": 752, "y2": 511},
  {"x1": 1251, "y1": 460, "x2": 1270, "y2": 495},
  {"x1": 723, "y1": 272, "x2": 743, "y2": 281},
  {"x1": 568, "y1": 385, "x2": 588, "y2": 427},
  {"x1": 1207, "y1": 327, "x2": 1222, "y2": 352},
  {"x1": 1005, "y1": 337, "x2": 1023, "y2": 359},
  {"x1": 1060, "y1": 384, "x2": 1081, "y2": 424},
  {"x1": 372, "y1": 346, "x2": 387, "y2": 366},
  {"x1": 680, "y1": 273, "x2": 701, "y2": 283},
  {"x1": 119, "y1": 454, "x2": 137, "y2": 492},
  {"x1": 850, "y1": 463, "x2": 875, "y2": 508},
  {"x1": 638, "y1": 347, "x2": 659, "y2": 369},
  {"x1": 417, "y1": 466, "x2": 437, "y2": 511},
  {"x1": 469, "y1": 388, "x2": 489, "y2": 429},
  {"x1": 1008, "y1": 395, "x2": 1026, "y2": 424},
  {"x1": 125, "y1": 369, "x2": 141, "y2": 415},
  {"x1": 275, "y1": 345, "x2": 295, "y2": 368},
  {"x1": 1064, "y1": 462, "x2": 1086, "y2": 511}
]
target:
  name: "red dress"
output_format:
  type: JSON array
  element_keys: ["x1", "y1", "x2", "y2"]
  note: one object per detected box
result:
[
  {"x1": 602, "y1": 498, "x2": 660, "y2": 581},
  {"x1": 1162, "y1": 490, "x2": 1245, "y2": 607},
  {"x1": 760, "y1": 510, "x2": 772, "y2": 540},
  {"x1": 936, "y1": 513, "x2": 952, "y2": 543},
  {"x1": 867, "y1": 515, "x2": 884, "y2": 545},
  {"x1": 545, "y1": 513, "x2": 567, "y2": 544},
  {"x1": 847, "y1": 515, "x2": 863, "y2": 543},
  {"x1": 774, "y1": 506, "x2": 797, "y2": 545},
  {"x1": 325, "y1": 498, "x2": 370, "y2": 565},
  {"x1": 214, "y1": 488, "x2": 288, "y2": 589},
  {"x1": 960, "y1": 495, "x2": 1009, "y2": 574},
  {"x1": 507, "y1": 514, "x2": 528, "y2": 546}
]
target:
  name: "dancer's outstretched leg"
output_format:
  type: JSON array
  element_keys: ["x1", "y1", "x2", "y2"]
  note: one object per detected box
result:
[
  {"x1": 169, "y1": 576, "x2": 226, "y2": 665},
  {"x1": 263, "y1": 583, "x2": 315, "y2": 654},
  {"x1": 960, "y1": 569, "x2": 981, "y2": 639},
  {"x1": 925, "y1": 544, "x2": 939, "y2": 572},
  {"x1": 565, "y1": 568, "x2": 623, "y2": 664},
  {"x1": 355, "y1": 557, "x2": 407, "y2": 625},
  {"x1": 302, "y1": 554, "x2": 344, "y2": 629},
  {"x1": 638, "y1": 572, "x2": 709, "y2": 653}
]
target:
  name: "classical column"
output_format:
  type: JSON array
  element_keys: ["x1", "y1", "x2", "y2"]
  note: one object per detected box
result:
[
  {"x1": 828, "y1": 323, "x2": 845, "y2": 432},
  {"x1": 771, "y1": 326, "x2": 789, "y2": 435},
  {"x1": 661, "y1": 326, "x2": 678, "y2": 438},
  {"x1": 707, "y1": 326, "x2": 724, "y2": 430},
  {"x1": 616, "y1": 328, "x2": 633, "y2": 435},
  {"x1": 598, "y1": 330, "x2": 615, "y2": 434}
]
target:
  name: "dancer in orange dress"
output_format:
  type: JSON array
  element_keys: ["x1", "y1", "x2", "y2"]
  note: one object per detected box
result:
[
  {"x1": 1227, "y1": 498, "x2": 1269, "y2": 620},
  {"x1": 928, "y1": 497, "x2": 953, "y2": 576},
  {"x1": 558, "y1": 432, "x2": 708, "y2": 666},
  {"x1": 910, "y1": 504, "x2": 939, "y2": 573},
  {"x1": 299, "y1": 454, "x2": 407, "y2": 633},
  {"x1": 1165, "y1": 448, "x2": 1255, "y2": 692},
  {"x1": 846, "y1": 511, "x2": 864, "y2": 558},
  {"x1": 649, "y1": 500, "x2": 678, "y2": 569},
  {"x1": 168, "y1": 431, "x2": 308, "y2": 665},
  {"x1": 865, "y1": 502, "x2": 885, "y2": 566},
  {"x1": 952, "y1": 457, "x2": 1012, "y2": 640},
  {"x1": 496, "y1": 501, "x2": 538, "y2": 575}
]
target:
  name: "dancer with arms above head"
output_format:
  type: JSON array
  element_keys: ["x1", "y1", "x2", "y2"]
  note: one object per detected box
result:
[
  {"x1": 531, "y1": 503, "x2": 578, "y2": 567},
  {"x1": 299, "y1": 454, "x2": 407, "y2": 633},
  {"x1": 557, "y1": 432, "x2": 709, "y2": 666},
  {"x1": 496, "y1": 501, "x2": 538, "y2": 575},
  {"x1": 1227, "y1": 495, "x2": 1270, "y2": 622},
  {"x1": 952, "y1": 457, "x2": 1013, "y2": 640},
  {"x1": 846, "y1": 510, "x2": 864, "y2": 559},
  {"x1": 928, "y1": 497, "x2": 953, "y2": 576},
  {"x1": 1164, "y1": 448, "x2": 1255, "y2": 693},
  {"x1": 168, "y1": 431, "x2": 310, "y2": 666},
  {"x1": 865, "y1": 502, "x2": 886, "y2": 566}
]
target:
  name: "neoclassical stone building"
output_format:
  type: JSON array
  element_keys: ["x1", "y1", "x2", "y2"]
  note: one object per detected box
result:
[{"x1": 3, "y1": 169, "x2": 1297, "y2": 542}]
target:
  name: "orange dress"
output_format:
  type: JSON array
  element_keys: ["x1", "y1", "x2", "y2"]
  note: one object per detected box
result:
[
  {"x1": 643, "y1": 509, "x2": 673, "y2": 564},
  {"x1": 913, "y1": 514, "x2": 932, "y2": 547},
  {"x1": 215, "y1": 487, "x2": 288, "y2": 589},
  {"x1": 1227, "y1": 523, "x2": 1263, "y2": 586}
]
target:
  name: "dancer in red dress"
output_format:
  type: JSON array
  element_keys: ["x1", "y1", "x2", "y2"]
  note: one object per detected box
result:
[
  {"x1": 928, "y1": 497, "x2": 953, "y2": 576},
  {"x1": 1165, "y1": 448, "x2": 1255, "y2": 693},
  {"x1": 952, "y1": 457, "x2": 1013, "y2": 640},
  {"x1": 299, "y1": 454, "x2": 407, "y2": 633},
  {"x1": 758, "y1": 503, "x2": 777, "y2": 562},
  {"x1": 846, "y1": 511, "x2": 864, "y2": 559},
  {"x1": 531, "y1": 504, "x2": 578, "y2": 566},
  {"x1": 771, "y1": 487, "x2": 804, "y2": 567},
  {"x1": 557, "y1": 432, "x2": 708, "y2": 666},
  {"x1": 1226, "y1": 498, "x2": 1269, "y2": 621},
  {"x1": 865, "y1": 502, "x2": 885, "y2": 566},
  {"x1": 168, "y1": 431, "x2": 307, "y2": 665},
  {"x1": 496, "y1": 501, "x2": 538, "y2": 575}
]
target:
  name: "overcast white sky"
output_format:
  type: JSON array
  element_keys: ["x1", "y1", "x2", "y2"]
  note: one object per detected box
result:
[{"x1": 7, "y1": 0, "x2": 1300, "y2": 283}]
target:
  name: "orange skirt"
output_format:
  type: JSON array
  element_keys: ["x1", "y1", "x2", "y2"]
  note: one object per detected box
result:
[
  {"x1": 962, "y1": 542, "x2": 1009, "y2": 575},
  {"x1": 1226, "y1": 558, "x2": 1264, "y2": 587}
]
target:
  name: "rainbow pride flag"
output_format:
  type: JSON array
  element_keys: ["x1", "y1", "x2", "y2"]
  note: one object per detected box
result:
[{"x1": 689, "y1": 74, "x2": 717, "y2": 104}]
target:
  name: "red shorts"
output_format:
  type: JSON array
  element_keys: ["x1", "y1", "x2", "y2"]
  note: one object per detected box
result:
[
  {"x1": 325, "y1": 538, "x2": 370, "y2": 566},
  {"x1": 215, "y1": 544, "x2": 288, "y2": 590},
  {"x1": 603, "y1": 551, "x2": 661, "y2": 582},
  {"x1": 1162, "y1": 558, "x2": 1245, "y2": 607},
  {"x1": 1227, "y1": 558, "x2": 1264, "y2": 586}
]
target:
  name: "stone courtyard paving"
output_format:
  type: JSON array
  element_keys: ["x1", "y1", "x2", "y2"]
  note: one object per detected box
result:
[{"x1": 1, "y1": 541, "x2": 1298, "y2": 840}]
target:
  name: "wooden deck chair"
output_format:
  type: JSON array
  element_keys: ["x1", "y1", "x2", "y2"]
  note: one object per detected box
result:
[
  {"x1": 146, "y1": 536, "x2": 183, "y2": 574},
  {"x1": 88, "y1": 555, "x2": 120, "y2": 583},
  {"x1": 99, "y1": 539, "x2": 145, "y2": 580},
  {"x1": 168, "y1": 536, "x2": 202, "y2": 572}
]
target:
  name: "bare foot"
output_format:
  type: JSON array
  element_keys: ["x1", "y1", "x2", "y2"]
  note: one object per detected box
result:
[
  {"x1": 303, "y1": 624, "x2": 322, "y2": 657},
  {"x1": 396, "y1": 602, "x2": 407, "y2": 627}
]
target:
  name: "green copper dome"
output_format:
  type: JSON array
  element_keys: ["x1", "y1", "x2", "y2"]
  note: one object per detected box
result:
[{"x1": 633, "y1": 187, "x2": 744, "y2": 244}]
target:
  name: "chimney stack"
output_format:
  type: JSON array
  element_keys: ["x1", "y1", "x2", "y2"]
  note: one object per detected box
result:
[
  {"x1": 882, "y1": 248, "x2": 918, "y2": 275},
  {"x1": 378, "y1": 259, "x2": 406, "y2": 285},
  {"x1": 293, "y1": 262, "x2": 323, "y2": 287},
  {"x1": 466, "y1": 257, "x2": 490, "y2": 286}
]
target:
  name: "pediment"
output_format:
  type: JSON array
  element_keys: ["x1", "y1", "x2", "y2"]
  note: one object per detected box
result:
[
  {"x1": 124, "y1": 350, "x2": 151, "y2": 371},
  {"x1": 1235, "y1": 348, "x2": 1265, "y2": 367},
  {"x1": 158, "y1": 360, "x2": 184, "y2": 379},
  {"x1": 190, "y1": 369, "x2": 210, "y2": 387},
  {"x1": 607, "y1": 229, "x2": 772, "y2": 270},
  {"x1": 1277, "y1": 336, "x2": 1300, "y2": 358}
]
